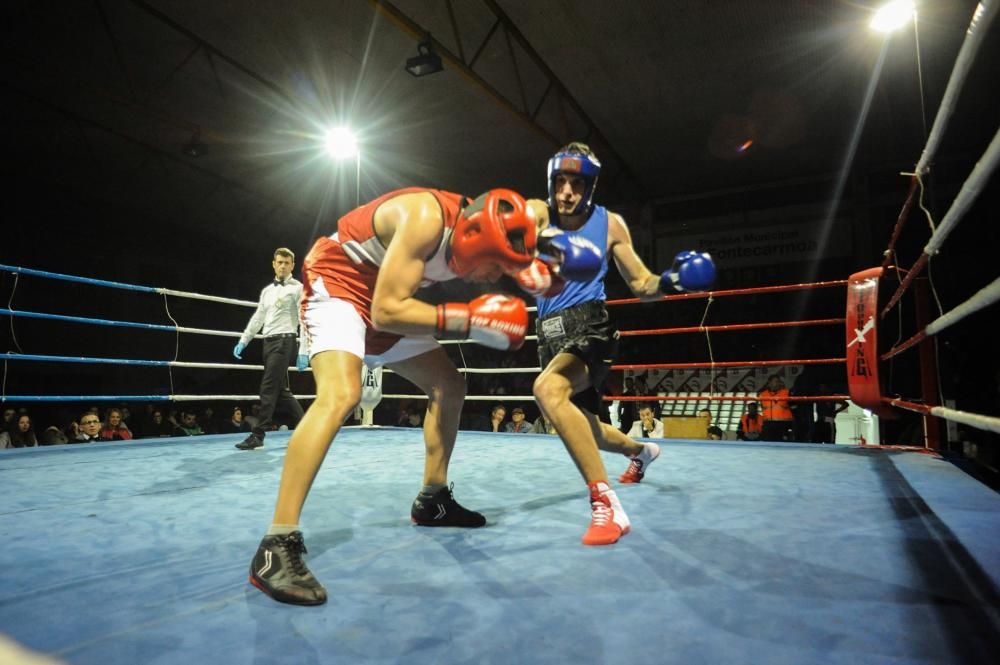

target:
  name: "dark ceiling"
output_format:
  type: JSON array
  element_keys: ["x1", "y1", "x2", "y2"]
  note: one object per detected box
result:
[{"x1": 2, "y1": 0, "x2": 996, "y2": 270}]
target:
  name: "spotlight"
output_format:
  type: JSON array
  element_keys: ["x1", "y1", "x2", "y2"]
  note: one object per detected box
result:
[
  {"x1": 323, "y1": 127, "x2": 358, "y2": 160},
  {"x1": 405, "y1": 38, "x2": 443, "y2": 77},
  {"x1": 182, "y1": 130, "x2": 208, "y2": 157},
  {"x1": 870, "y1": 0, "x2": 915, "y2": 33}
]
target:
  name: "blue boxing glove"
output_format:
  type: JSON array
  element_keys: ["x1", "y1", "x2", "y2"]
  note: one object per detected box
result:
[
  {"x1": 537, "y1": 228, "x2": 602, "y2": 282},
  {"x1": 296, "y1": 354, "x2": 309, "y2": 371},
  {"x1": 233, "y1": 342, "x2": 246, "y2": 359},
  {"x1": 660, "y1": 251, "x2": 716, "y2": 293}
]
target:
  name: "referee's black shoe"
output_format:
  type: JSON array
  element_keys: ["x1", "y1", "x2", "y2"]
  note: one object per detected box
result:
[
  {"x1": 236, "y1": 433, "x2": 264, "y2": 450},
  {"x1": 411, "y1": 483, "x2": 486, "y2": 527},
  {"x1": 249, "y1": 531, "x2": 327, "y2": 605}
]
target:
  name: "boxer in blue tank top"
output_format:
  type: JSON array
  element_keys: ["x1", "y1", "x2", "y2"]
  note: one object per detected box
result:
[{"x1": 510, "y1": 142, "x2": 716, "y2": 546}]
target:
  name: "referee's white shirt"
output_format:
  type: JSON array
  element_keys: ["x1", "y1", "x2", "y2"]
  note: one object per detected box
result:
[{"x1": 238, "y1": 278, "x2": 306, "y2": 355}]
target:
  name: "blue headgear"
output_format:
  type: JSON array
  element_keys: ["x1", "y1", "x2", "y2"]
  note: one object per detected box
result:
[{"x1": 546, "y1": 149, "x2": 601, "y2": 216}]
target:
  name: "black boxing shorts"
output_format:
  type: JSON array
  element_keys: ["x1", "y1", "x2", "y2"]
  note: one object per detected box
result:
[{"x1": 536, "y1": 300, "x2": 619, "y2": 415}]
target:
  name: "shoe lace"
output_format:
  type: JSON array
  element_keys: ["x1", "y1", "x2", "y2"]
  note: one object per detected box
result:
[
  {"x1": 281, "y1": 533, "x2": 311, "y2": 576},
  {"x1": 590, "y1": 498, "x2": 613, "y2": 527},
  {"x1": 624, "y1": 458, "x2": 642, "y2": 477}
]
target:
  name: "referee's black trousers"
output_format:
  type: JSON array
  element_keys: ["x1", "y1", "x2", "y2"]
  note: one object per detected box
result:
[{"x1": 254, "y1": 335, "x2": 304, "y2": 436}]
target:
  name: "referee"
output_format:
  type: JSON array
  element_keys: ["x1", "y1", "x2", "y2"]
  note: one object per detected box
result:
[{"x1": 233, "y1": 247, "x2": 308, "y2": 450}]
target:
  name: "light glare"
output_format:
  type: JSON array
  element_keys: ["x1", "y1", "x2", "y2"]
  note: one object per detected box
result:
[
  {"x1": 324, "y1": 127, "x2": 358, "y2": 160},
  {"x1": 870, "y1": 0, "x2": 915, "y2": 32}
]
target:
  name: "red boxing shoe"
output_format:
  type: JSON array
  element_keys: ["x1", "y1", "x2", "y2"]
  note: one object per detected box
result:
[
  {"x1": 619, "y1": 442, "x2": 661, "y2": 484},
  {"x1": 582, "y1": 481, "x2": 631, "y2": 546}
]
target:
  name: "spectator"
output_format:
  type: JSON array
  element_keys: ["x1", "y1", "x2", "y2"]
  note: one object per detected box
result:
[
  {"x1": 813, "y1": 385, "x2": 849, "y2": 443},
  {"x1": 2, "y1": 407, "x2": 16, "y2": 431},
  {"x1": 232, "y1": 247, "x2": 307, "y2": 451},
  {"x1": 618, "y1": 376, "x2": 637, "y2": 434},
  {"x1": 758, "y1": 374, "x2": 794, "y2": 441},
  {"x1": 1, "y1": 414, "x2": 37, "y2": 448},
  {"x1": 697, "y1": 408, "x2": 724, "y2": 440},
  {"x1": 200, "y1": 407, "x2": 219, "y2": 435},
  {"x1": 39, "y1": 426, "x2": 68, "y2": 446},
  {"x1": 146, "y1": 409, "x2": 175, "y2": 437},
  {"x1": 71, "y1": 413, "x2": 103, "y2": 443},
  {"x1": 627, "y1": 404, "x2": 664, "y2": 438},
  {"x1": 532, "y1": 414, "x2": 557, "y2": 434},
  {"x1": 244, "y1": 403, "x2": 262, "y2": 431},
  {"x1": 504, "y1": 407, "x2": 533, "y2": 433},
  {"x1": 172, "y1": 411, "x2": 204, "y2": 437},
  {"x1": 99, "y1": 408, "x2": 133, "y2": 441},
  {"x1": 487, "y1": 404, "x2": 506, "y2": 432},
  {"x1": 737, "y1": 401, "x2": 763, "y2": 441},
  {"x1": 220, "y1": 406, "x2": 252, "y2": 434}
]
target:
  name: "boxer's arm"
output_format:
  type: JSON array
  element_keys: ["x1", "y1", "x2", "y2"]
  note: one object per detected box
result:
[
  {"x1": 371, "y1": 193, "x2": 443, "y2": 336},
  {"x1": 608, "y1": 213, "x2": 662, "y2": 300}
]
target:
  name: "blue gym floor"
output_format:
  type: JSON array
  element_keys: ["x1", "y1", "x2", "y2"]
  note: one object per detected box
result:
[{"x1": 1, "y1": 429, "x2": 998, "y2": 664}]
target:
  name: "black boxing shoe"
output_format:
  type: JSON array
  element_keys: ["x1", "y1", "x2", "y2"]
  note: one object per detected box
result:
[
  {"x1": 249, "y1": 531, "x2": 327, "y2": 606},
  {"x1": 236, "y1": 433, "x2": 264, "y2": 450},
  {"x1": 411, "y1": 483, "x2": 486, "y2": 527}
]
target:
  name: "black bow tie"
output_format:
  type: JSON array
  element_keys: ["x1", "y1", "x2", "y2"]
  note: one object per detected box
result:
[{"x1": 273, "y1": 279, "x2": 286, "y2": 287}]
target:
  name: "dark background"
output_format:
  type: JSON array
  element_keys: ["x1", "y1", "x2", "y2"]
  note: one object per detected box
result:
[{"x1": 1, "y1": 2, "x2": 997, "y2": 459}]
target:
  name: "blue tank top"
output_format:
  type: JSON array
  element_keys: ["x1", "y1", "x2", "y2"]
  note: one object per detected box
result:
[{"x1": 537, "y1": 205, "x2": 609, "y2": 318}]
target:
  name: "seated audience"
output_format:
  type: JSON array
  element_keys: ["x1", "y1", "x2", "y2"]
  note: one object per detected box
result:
[
  {"x1": 487, "y1": 404, "x2": 506, "y2": 432},
  {"x1": 504, "y1": 407, "x2": 532, "y2": 433},
  {"x1": 737, "y1": 402, "x2": 763, "y2": 441},
  {"x1": 172, "y1": 411, "x2": 204, "y2": 437},
  {"x1": 99, "y1": 408, "x2": 133, "y2": 441},
  {"x1": 71, "y1": 413, "x2": 103, "y2": 443},
  {"x1": 627, "y1": 404, "x2": 664, "y2": 438},
  {"x1": 220, "y1": 406, "x2": 252, "y2": 434}
]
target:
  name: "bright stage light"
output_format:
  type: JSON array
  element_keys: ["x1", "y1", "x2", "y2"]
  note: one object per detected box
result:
[
  {"x1": 870, "y1": 0, "x2": 915, "y2": 33},
  {"x1": 324, "y1": 127, "x2": 358, "y2": 160}
]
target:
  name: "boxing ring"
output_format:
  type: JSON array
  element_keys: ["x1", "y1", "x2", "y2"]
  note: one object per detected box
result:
[{"x1": 3, "y1": 5, "x2": 1000, "y2": 664}]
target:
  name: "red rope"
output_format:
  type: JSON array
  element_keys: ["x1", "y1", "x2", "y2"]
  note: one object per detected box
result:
[
  {"x1": 606, "y1": 394, "x2": 851, "y2": 402},
  {"x1": 613, "y1": 358, "x2": 843, "y2": 371},
  {"x1": 881, "y1": 330, "x2": 928, "y2": 361},
  {"x1": 880, "y1": 177, "x2": 920, "y2": 270},
  {"x1": 605, "y1": 279, "x2": 847, "y2": 307},
  {"x1": 620, "y1": 318, "x2": 844, "y2": 337},
  {"x1": 881, "y1": 252, "x2": 929, "y2": 319},
  {"x1": 881, "y1": 396, "x2": 933, "y2": 415}
]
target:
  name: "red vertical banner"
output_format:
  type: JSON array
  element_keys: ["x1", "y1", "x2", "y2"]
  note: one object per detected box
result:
[{"x1": 846, "y1": 268, "x2": 894, "y2": 418}]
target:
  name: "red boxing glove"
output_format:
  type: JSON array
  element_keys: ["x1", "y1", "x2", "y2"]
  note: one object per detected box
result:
[
  {"x1": 436, "y1": 294, "x2": 528, "y2": 350},
  {"x1": 511, "y1": 259, "x2": 566, "y2": 298}
]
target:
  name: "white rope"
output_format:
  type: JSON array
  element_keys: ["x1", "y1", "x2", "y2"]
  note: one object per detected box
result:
[
  {"x1": 382, "y1": 393, "x2": 535, "y2": 402},
  {"x1": 915, "y1": 0, "x2": 998, "y2": 175},
  {"x1": 168, "y1": 361, "x2": 311, "y2": 372},
  {"x1": 927, "y1": 405, "x2": 1000, "y2": 435},
  {"x1": 925, "y1": 126, "x2": 1000, "y2": 256},
  {"x1": 925, "y1": 277, "x2": 1000, "y2": 337},
  {"x1": 156, "y1": 288, "x2": 258, "y2": 307},
  {"x1": 171, "y1": 394, "x2": 317, "y2": 401},
  {"x1": 440, "y1": 335, "x2": 539, "y2": 344}
]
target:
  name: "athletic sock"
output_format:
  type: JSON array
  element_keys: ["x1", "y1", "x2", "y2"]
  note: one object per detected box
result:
[{"x1": 267, "y1": 523, "x2": 300, "y2": 536}]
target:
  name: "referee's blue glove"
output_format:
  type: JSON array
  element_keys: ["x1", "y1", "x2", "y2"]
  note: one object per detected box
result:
[
  {"x1": 233, "y1": 342, "x2": 246, "y2": 360},
  {"x1": 296, "y1": 354, "x2": 309, "y2": 371}
]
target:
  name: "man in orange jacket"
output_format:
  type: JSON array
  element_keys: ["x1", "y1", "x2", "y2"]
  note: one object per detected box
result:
[{"x1": 758, "y1": 374, "x2": 794, "y2": 441}]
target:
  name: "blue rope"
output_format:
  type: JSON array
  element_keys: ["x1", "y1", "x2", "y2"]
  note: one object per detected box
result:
[
  {"x1": 0, "y1": 264, "x2": 159, "y2": 293},
  {"x1": 0, "y1": 309, "x2": 177, "y2": 333}
]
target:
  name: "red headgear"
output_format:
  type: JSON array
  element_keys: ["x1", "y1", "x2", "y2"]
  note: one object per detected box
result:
[{"x1": 448, "y1": 189, "x2": 537, "y2": 277}]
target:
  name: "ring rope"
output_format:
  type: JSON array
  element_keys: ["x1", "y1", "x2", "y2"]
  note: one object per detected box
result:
[
  {"x1": 0, "y1": 352, "x2": 310, "y2": 372},
  {"x1": 0, "y1": 264, "x2": 258, "y2": 308},
  {"x1": 606, "y1": 279, "x2": 846, "y2": 306},
  {"x1": 914, "y1": 0, "x2": 998, "y2": 177},
  {"x1": 882, "y1": 127, "x2": 1000, "y2": 319},
  {"x1": 620, "y1": 318, "x2": 844, "y2": 337},
  {"x1": 0, "y1": 308, "x2": 246, "y2": 338},
  {"x1": 884, "y1": 397, "x2": 1000, "y2": 436},
  {"x1": 881, "y1": 276, "x2": 1000, "y2": 362}
]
